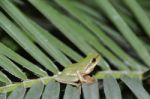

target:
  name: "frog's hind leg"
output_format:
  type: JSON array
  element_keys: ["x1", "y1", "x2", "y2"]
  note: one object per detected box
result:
[
  {"x1": 54, "y1": 75, "x2": 81, "y2": 87},
  {"x1": 56, "y1": 79, "x2": 81, "y2": 86},
  {"x1": 66, "y1": 82, "x2": 81, "y2": 87}
]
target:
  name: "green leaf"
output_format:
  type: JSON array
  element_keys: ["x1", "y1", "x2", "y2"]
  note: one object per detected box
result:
[
  {"x1": 96, "y1": 0, "x2": 150, "y2": 67},
  {"x1": 0, "y1": 0, "x2": 72, "y2": 66},
  {"x1": 0, "y1": 83, "x2": 21, "y2": 93},
  {"x1": 8, "y1": 86, "x2": 26, "y2": 99},
  {"x1": 0, "y1": 12, "x2": 58, "y2": 74},
  {"x1": 74, "y1": 2, "x2": 106, "y2": 22},
  {"x1": 42, "y1": 80, "x2": 60, "y2": 99},
  {"x1": 24, "y1": 82, "x2": 44, "y2": 99},
  {"x1": 29, "y1": 18, "x2": 82, "y2": 62},
  {"x1": 103, "y1": 76, "x2": 121, "y2": 99},
  {"x1": 28, "y1": 0, "x2": 129, "y2": 70},
  {"x1": 143, "y1": 69, "x2": 150, "y2": 80},
  {"x1": 55, "y1": 0, "x2": 144, "y2": 70},
  {"x1": 10, "y1": 8, "x2": 82, "y2": 63},
  {"x1": 0, "y1": 43, "x2": 48, "y2": 77},
  {"x1": 0, "y1": 71, "x2": 11, "y2": 84},
  {"x1": 124, "y1": 0, "x2": 150, "y2": 38},
  {"x1": 95, "y1": 71, "x2": 143, "y2": 79},
  {"x1": 0, "y1": 76, "x2": 54, "y2": 93},
  {"x1": 0, "y1": 0, "x2": 149, "y2": 98},
  {"x1": 63, "y1": 85, "x2": 81, "y2": 99},
  {"x1": 121, "y1": 76, "x2": 150, "y2": 99},
  {"x1": 82, "y1": 81, "x2": 100, "y2": 99},
  {"x1": 0, "y1": 55, "x2": 27, "y2": 80},
  {"x1": 0, "y1": 93, "x2": 6, "y2": 99},
  {"x1": 29, "y1": 0, "x2": 94, "y2": 53}
]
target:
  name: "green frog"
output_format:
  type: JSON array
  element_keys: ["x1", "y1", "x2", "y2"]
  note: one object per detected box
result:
[{"x1": 54, "y1": 53, "x2": 101, "y2": 86}]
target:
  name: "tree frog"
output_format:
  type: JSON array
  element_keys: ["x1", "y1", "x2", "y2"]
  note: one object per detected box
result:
[{"x1": 54, "y1": 53, "x2": 101, "y2": 86}]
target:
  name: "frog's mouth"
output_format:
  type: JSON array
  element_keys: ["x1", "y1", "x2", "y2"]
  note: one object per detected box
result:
[{"x1": 84, "y1": 54, "x2": 101, "y2": 74}]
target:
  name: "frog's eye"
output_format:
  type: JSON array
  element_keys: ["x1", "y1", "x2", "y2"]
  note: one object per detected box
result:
[{"x1": 92, "y1": 58, "x2": 96, "y2": 63}]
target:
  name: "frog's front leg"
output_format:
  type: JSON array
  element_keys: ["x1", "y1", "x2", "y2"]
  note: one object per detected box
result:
[
  {"x1": 76, "y1": 71, "x2": 96, "y2": 84},
  {"x1": 83, "y1": 75, "x2": 96, "y2": 84},
  {"x1": 76, "y1": 71, "x2": 88, "y2": 83}
]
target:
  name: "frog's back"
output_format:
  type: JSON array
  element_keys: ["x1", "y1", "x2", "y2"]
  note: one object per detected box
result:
[{"x1": 62, "y1": 63, "x2": 82, "y2": 74}]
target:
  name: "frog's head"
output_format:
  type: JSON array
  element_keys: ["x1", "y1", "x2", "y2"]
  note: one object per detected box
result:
[{"x1": 83, "y1": 53, "x2": 101, "y2": 74}]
